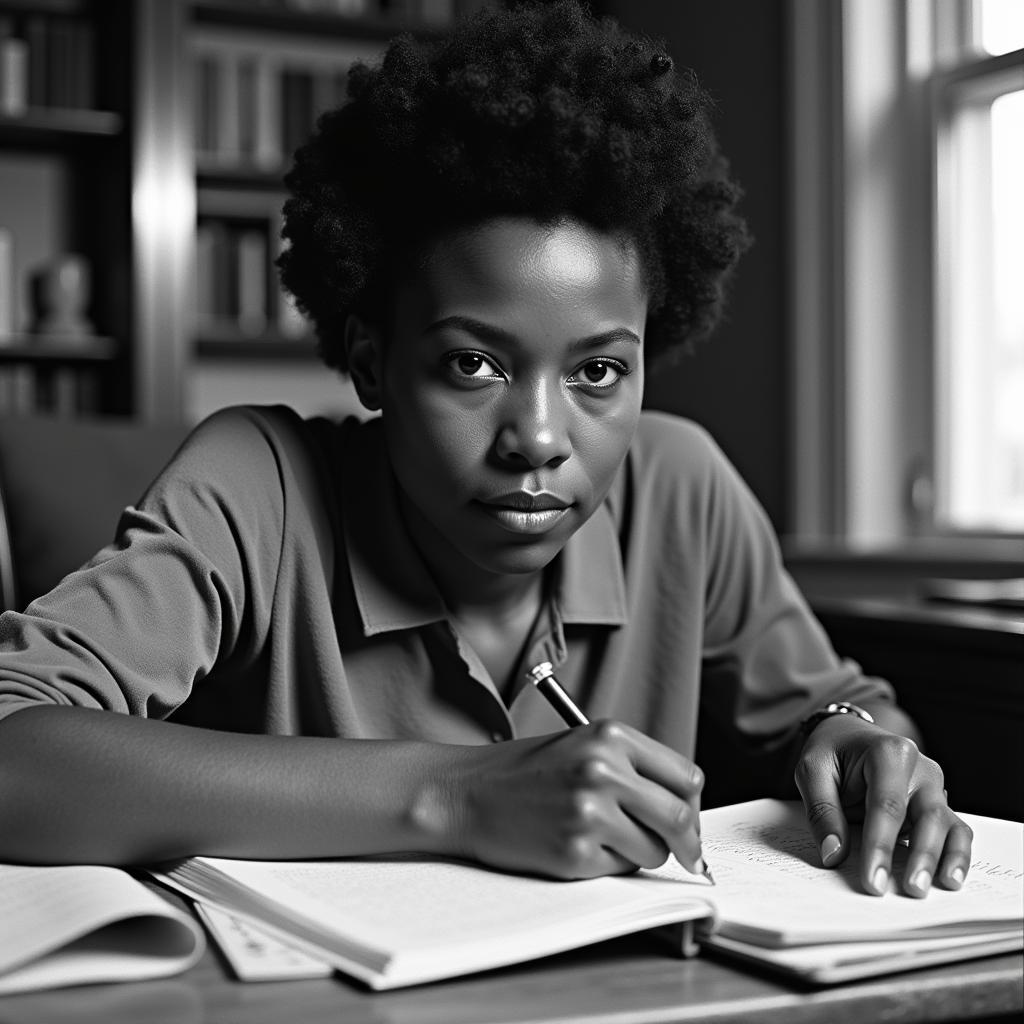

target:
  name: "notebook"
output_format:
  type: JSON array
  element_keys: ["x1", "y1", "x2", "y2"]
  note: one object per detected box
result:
[
  {"x1": 0, "y1": 863, "x2": 205, "y2": 995},
  {"x1": 150, "y1": 799, "x2": 1023, "y2": 989}
]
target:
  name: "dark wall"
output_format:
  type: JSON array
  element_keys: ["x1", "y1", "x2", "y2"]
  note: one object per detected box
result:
[{"x1": 599, "y1": 0, "x2": 788, "y2": 531}]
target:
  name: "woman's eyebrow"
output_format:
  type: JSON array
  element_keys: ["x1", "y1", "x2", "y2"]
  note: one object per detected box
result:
[
  {"x1": 423, "y1": 316, "x2": 514, "y2": 345},
  {"x1": 567, "y1": 328, "x2": 641, "y2": 352},
  {"x1": 423, "y1": 315, "x2": 641, "y2": 350}
]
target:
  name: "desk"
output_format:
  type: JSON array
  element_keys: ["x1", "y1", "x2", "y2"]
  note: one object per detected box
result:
[
  {"x1": 0, "y1": 935, "x2": 1020, "y2": 1024},
  {"x1": 1, "y1": 600, "x2": 1020, "y2": 1024}
]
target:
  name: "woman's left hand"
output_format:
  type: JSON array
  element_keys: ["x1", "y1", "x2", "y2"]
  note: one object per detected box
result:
[{"x1": 793, "y1": 715, "x2": 973, "y2": 897}]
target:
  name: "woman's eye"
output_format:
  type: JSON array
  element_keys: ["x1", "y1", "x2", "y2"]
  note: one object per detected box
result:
[
  {"x1": 448, "y1": 352, "x2": 501, "y2": 379},
  {"x1": 569, "y1": 359, "x2": 626, "y2": 389}
]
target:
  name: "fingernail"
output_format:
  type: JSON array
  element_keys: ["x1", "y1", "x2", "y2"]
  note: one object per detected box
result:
[
  {"x1": 912, "y1": 869, "x2": 931, "y2": 891},
  {"x1": 820, "y1": 834, "x2": 841, "y2": 865},
  {"x1": 872, "y1": 866, "x2": 889, "y2": 893},
  {"x1": 950, "y1": 866, "x2": 965, "y2": 887}
]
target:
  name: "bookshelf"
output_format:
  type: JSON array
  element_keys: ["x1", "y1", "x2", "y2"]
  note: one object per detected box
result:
[
  {"x1": 0, "y1": 0, "x2": 132, "y2": 415},
  {"x1": 0, "y1": 1, "x2": 501, "y2": 422},
  {"x1": 181, "y1": 1, "x2": 500, "y2": 421}
]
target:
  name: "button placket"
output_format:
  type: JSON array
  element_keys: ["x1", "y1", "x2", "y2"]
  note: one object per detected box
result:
[{"x1": 442, "y1": 621, "x2": 515, "y2": 744}]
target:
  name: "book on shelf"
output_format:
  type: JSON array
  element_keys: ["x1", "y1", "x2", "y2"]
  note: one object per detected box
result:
[
  {"x1": 253, "y1": 53, "x2": 284, "y2": 169},
  {"x1": 237, "y1": 54, "x2": 260, "y2": 165},
  {"x1": 0, "y1": 365, "x2": 37, "y2": 415},
  {"x1": 0, "y1": 21, "x2": 28, "y2": 117},
  {"x1": 196, "y1": 218, "x2": 277, "y2": 338},
  {"x1": 0, "y1": 864, "x2": 205, "y2": 996},
  {"x1": 193, "y1": 51, "x2": 222, "y2": 161},
  {"x1": 215, "y1": 48, "x2": 241, "y2": 166},
  {"x1": 0, "y1": 12, "x2": 97, "y2": 113},
  {"x1": 195, "y1": 219, "x2": 223, "y2": 331},
  {"x1": 0, "y1": 228, "x2": 12, "y2": 339},
  {"x1": 279, "y1": 66, "x2": 316, "y2": 165},
  {"x1": 192, "y1": 32, "x2": 381, "y2": 173},
  {"x1": 150, "y1": 799, "x2": 1024, "y2": 991},
  {"x1": 236, "y1": 228, "x2": 270, "y2": 336},
  {"x1": 24, "y1": 14, "x2": 45, "y2": 111}
]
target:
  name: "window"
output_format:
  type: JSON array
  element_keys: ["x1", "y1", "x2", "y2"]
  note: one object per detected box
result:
[
  {"x1": 787, "y1": 0, "x2": 1024, "y2": 545},
  {"x1": 934, "y1": 0, "x2": 1024, "y2": 532}
]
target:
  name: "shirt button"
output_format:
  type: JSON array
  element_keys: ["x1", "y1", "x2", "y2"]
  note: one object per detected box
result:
[{"x1": 490, "y1": 731, "x2": 505, "y2": 743}]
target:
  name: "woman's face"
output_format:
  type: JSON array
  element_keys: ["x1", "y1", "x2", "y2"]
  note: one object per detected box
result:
[{"x1": 361, "y1": 217, "x2": 648, "y2": 590}]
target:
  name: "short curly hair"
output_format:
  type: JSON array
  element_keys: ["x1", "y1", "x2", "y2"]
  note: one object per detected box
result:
[{"x1": 278, "y1": 0, "x2": 751, "y2": 372}]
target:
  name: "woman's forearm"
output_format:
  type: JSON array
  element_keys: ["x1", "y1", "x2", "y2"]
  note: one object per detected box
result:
[
  {"x1": 0, "y1": 705, "x2": 714, "y2": 881},
  {"x1": 0, "y1": 705, "x2": 462, "y2": 866}
]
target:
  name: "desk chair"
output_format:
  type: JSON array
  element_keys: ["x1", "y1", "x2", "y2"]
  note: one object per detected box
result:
[{"x1": 0, "y1": 416, "x2": 191, "y2": 612}]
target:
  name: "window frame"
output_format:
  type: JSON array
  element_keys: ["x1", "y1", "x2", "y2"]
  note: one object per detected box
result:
[
  {"x1": 932, "y1": 51, "x2": 1024, "y2": 533},
  {"x1": 785, "y1": 0, "x2": 1024, "y2": 551}
]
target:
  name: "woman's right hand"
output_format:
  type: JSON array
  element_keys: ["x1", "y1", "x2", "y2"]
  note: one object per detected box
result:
[{"x1": 445, "y1": 720, "x2": 706, "y2": 879}]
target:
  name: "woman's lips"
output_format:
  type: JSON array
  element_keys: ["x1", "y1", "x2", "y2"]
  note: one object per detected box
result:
[
  {"x1": 477, "y1": 492, "x2": 573, "y2": 534},
  {"x1": 479, "y1": 506, "x2": 572, "y2": 534}
]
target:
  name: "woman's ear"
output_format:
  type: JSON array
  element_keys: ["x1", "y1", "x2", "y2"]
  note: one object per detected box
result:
[{"x1": 344, "y1": 314, "x2": 384, "y2": 411}]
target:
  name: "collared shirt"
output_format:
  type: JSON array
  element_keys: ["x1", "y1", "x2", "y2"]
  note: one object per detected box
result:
[{"x1": 0, "y1": 406, "x2": 893, "y2": 764}]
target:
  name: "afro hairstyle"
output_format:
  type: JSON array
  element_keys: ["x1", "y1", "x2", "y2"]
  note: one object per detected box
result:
[{"x1": 278, "y1": 0, "x2": 752, "y2": 372}]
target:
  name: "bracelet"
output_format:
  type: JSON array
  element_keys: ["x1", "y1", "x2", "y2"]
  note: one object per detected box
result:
[{"x1": 799, "y1": 701, "x2": 875, "y2": 738}]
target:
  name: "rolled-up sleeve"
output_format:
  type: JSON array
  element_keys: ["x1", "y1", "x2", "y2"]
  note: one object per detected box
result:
[
  {"x1": 0, "y1": 408, "x2": 286, "y2": 723},
  {"x1": 697, "y1": 430, "x2": 894, "y2": 750}
]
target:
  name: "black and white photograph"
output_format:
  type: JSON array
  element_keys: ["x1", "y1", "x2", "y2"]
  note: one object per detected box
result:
[{"x1": 0, "y1": 1, "x2": 1021, "y2": 1022}]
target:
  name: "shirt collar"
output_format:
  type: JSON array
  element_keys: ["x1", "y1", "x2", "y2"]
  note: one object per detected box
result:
[
  {"x1": 554, "y1": 499, "x2": 628, "y2": 626},
  {"x1": 340, "y1": 418, "x2": 628, "y2": 637},
  {"x1": 340, "y1": 419, "x2": 448, "y2": 636}
]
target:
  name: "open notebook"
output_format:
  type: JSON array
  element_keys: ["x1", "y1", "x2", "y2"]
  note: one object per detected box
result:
[
  {"x1": 636, "y1": 799, "x2": 1023, "y2": 983},
  {"x1": 150, "y1": 799, "x2": 1023, "y2": 989},
  {"x1": 0, "y1": 864, "x2": 205, "y2": 995}
]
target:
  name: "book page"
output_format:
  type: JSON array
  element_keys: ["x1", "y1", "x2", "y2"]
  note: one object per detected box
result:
[
  {"x1": 0, "y1": 864, "x2": 205, "y2": 995},
  {"x1": 631, "y1": 800, "x2": 1023, "y2": 946},
  {"x1": 173, "y1": 853, "x2": 710, "y2": 956}
]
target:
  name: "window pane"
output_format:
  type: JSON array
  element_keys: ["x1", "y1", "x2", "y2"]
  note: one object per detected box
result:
[
  {"x1": 938, "y1": 87, "x2": 1024, "y2": 532},
  {"x1": 978, "y1": 0, "x2": 1024, "y2": 55}
]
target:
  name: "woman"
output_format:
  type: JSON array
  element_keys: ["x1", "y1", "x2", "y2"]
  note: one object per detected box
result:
[{"x1": 0, "y1": 1, "x2": 969, "y2": 898}]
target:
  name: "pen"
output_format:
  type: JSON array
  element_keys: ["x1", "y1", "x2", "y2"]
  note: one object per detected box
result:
[{"x1": 527, "y1": 661, "x2": 715, "y2": 885}]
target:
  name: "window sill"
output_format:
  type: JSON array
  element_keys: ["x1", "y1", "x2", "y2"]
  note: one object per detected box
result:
[{"x1": 781, "y1": 536, "x2": 1024, "y2": 603}]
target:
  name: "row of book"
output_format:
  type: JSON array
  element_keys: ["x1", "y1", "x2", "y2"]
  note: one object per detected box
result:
[
  {"x1": 0, "y1": 13, "x2": 96, "y2": 116},
  {"x1": 194, "y1": 46, "x2": 354, "y2": 172},
  {"x1": 191, "y1": 0, "x2": 498, "y2": 171},
  {"x1": 0, "y1": 365, "x2": 99, "y2": 417},
  {"x1": 204, "y1": 2, "x2": 478, "y2": 24},
  {"x1": 196, "y1": 218, "x2": 307, "y2": 340}
]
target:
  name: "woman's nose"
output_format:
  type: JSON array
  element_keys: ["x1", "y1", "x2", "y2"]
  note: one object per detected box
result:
[{"x1": 494, "y1": 381, "x2": 571, "y2": 468}]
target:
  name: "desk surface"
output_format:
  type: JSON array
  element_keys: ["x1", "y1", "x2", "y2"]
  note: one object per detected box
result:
[{"x1": 1, "y1": 933, "x2": 1020, "y2": 1024}]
